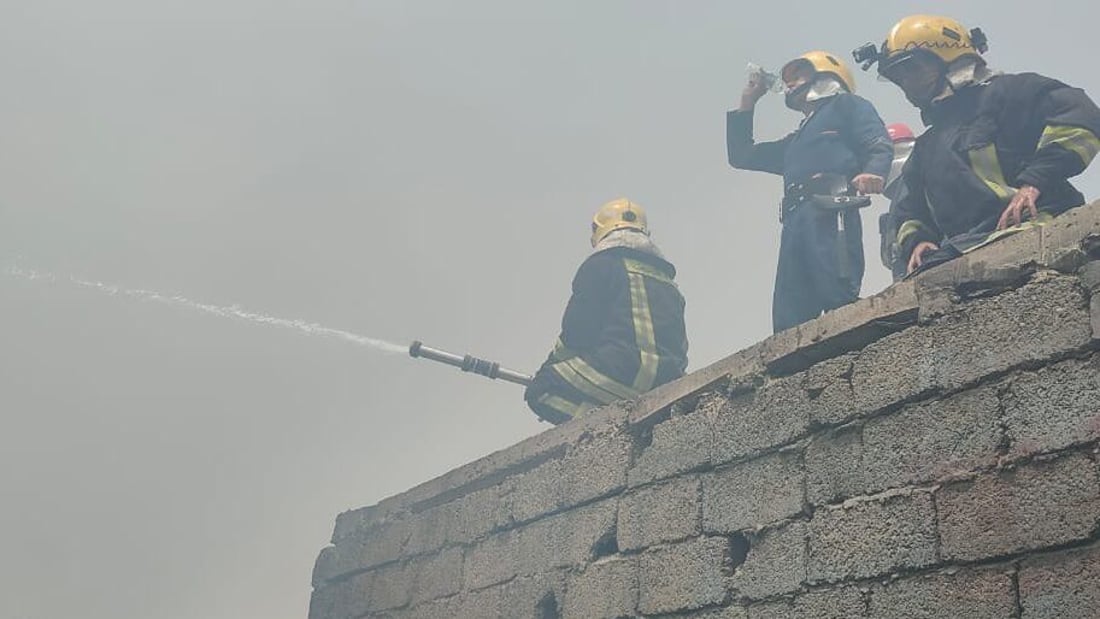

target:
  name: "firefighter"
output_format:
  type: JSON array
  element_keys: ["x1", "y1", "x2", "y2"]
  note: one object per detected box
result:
[
  {"x1": 879, "y1": 123, "x2": 917, "y2": 281},
  {"x1": 853, "y1": 15, "x2": 1100, "y2": 275},
  {"x1": 524, "y1": 199, "x2": 688, "y2": 425},
  {"x1": 728, "y1": 51, "x2": 893, "y2": 333}
]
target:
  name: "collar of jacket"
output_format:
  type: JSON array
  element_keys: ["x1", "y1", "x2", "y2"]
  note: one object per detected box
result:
[{"x1": 593, "y1": 229, "x2": 667, "y2": 260}]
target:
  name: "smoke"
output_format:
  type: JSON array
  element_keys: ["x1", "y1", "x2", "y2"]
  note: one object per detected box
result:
[{"x1": 4, "y1": 265, "x2": 406, "y2": 354}]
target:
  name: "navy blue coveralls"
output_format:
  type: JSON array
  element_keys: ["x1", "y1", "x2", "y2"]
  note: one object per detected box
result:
[{"x1": 727, "y1": 93, "x2": 892, "y2": 332}]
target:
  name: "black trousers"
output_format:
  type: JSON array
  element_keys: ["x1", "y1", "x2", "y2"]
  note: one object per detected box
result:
[{"x1": 772, "y1": 205, "x2": 864, "y2": 333}]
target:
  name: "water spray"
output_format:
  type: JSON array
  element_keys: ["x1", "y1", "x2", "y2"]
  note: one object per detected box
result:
[{"x1": 4, "y1": 265, "x2": 405, "y2": 354}]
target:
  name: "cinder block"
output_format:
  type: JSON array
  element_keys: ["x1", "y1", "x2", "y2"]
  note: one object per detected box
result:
[
  {"x1": 629, "y1": 411, "x2": 714, "y2": 486},
  {"x1": 1042, "y1": 201, "x2": 1100, "y2": 264},
  {"x1": 803, "y1": 354, "x2": 858, "y2": 426},
  {"x1": 550, "y1": 499, "x2": 619, "y2": 570},
  {"x1": 365, "y1": 561, "x2": 413, "y2": 613},
  {"x1": 747, "y1": 586, "x2": 865, "y2": 619},
  {"x1": 862, "y1": 386, "x2": 1002, "y2": 492},
  {"x1": 712, "y1": 387, "x2": 810, "y2": 464},
  {"x1": 805, "y1": 425, "x2": 865, "y2": 506},
  {"x1": 404, "y1": 502, "x2": 454, "y2": 557},
  {"x1": 454, "y1": 584, "x2": 504, "y2": 619},
  {"x1": 619, "y1": 476, "x2": 701, "y2": 551},
  {"x1": 510, "y1": 458, "x2": 566, "y2": 524},
  {"x1": 937, "y1": 451, "x2": 1100, "y2": 562},
  {"x1": 808, "y1": 490, "x2": 938, "y2": 583},
  {"x1": 931, "y1": 274, "x2": 1091, "y2": 392},
  {"x1": 867, "y1": 566, "x2": 1015, "y2": 619},
  {"x1": 730, "y1": 521, "x2": 807, "y2": 600},
  {"x1": 308, "y1": 582, "x2": 339, "y2": 619},
  {"x1": 464, "y1": 529, "x2": 519, "y2": 591},
  {"x1": 1003, "y1": 355, "x2": 1100, "y2": 458},
  {"x1": 1020, "y1": 541, "x2": 1100, "y2": 619},
  {"x1": 405, "y1": 595, "x2": 462, "y2": 619},
  {"x1": 560, "y1": 424, "x2": 633, "y2": 506},
  {"x1": 449, "y1": 481, "x2": 514, "y2": 545},
  {"x1": 409, "y1": 546, "x2": 464, "y2": 605},
  {"x1": 320, "y1": 518, "x2": 412, "y2": 579},
  {"x1": 499, "y1": 571, "x2": 567, "y2": 619},
  {"x1": 850, "y1": 326, "x2": 938, "y2": 417},
  {"x1": 563, "y1": 556, "x2": 639, "y2": 618},
  {"x1": 638, "y1": 536, "x2": 731, "y2": 615},
  {"x1": 703, "y1": 449, "x2": 805, "y2": 533}
]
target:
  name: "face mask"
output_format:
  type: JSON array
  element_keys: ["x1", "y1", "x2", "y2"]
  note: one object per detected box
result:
[{"x1": 784, "y1": 81, "x2": 812, "y2": 111}]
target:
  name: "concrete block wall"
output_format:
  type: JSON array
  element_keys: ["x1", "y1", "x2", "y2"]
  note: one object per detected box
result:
[{"x1": 310, "y1": 201, "x2": 1100, "y2": 618}]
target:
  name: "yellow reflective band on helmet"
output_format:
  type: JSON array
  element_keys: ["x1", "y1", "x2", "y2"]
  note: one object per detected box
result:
[
  {"x1": 537, "y1": 393, "x2": 591, "y2": 419},
  {"x1": 1038, "y1": 125, "x2": 1100, "y2": 167},
  {"x1": 968, "y1": 144, "x2": 1014, "y2": 203},
  {"x1": 554, "y1": 357, "x2": 639, "y2": 403},
  {"x1": 626, "y1": 272, "x2": 660, "y2": 393},
  {"x1": 897, "y1": 219, "x2": 937, "y2": 247}
]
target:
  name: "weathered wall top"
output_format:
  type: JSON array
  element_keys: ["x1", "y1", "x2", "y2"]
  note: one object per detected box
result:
[{"x1": 311, "y1": 200, "x2": 1100, "y2": 619}]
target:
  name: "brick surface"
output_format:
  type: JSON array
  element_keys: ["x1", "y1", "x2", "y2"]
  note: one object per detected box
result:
[
  {"x1": 850, "y1": 326, "x2": 938, "y2": 417},
  {"x1": 409, "y1": 546, "x2": 463, "y2": 605},
  {"x1": 1003, "y1": 355, "x2": 1100, "y2": 458},
  {"x1": 804, "y1": 354, "x2": 858, "y2": 426},
  {"x1": 747, "y1": 586, "x2": 866, "y2": 619},
  {"x1": 862, "y1": 386, "x2": 1003, "y2": 491},
  {"x1": 931, "y1": 274, "x2": 1091, "y2": 392},
  {"x1": 638, "y1": 536, "x2": 731, "y2": 615},
  {"x1": 805, "y1": 425, "x2": 864, "y2": 506},
  {"x1": 563, "y1": 556, "x2": 638, "y2": 619},
  {"x1": 464, "y1": 528, "x2": 519, "y2": 590},
  {"x1": 808, "y1": 490, "x2": 938, "y2": 583},
  {"x1": 712, "y1": 388, "x2": 809, "y2": 464},
  {"x1": 510, "y1": 457, "x2": 565, "y2": 524},
  {"x1": 449, "y1": 481, "x2": 514, "y2": 545},
  {"x1": 629, "y1": 411, "x2": 713, "y2": 486},
  {"x1": 1020, "y1": 541, "x2": 1100, "y2": 619},
  {"x1": 867, "y1": 566, "x2": 1015, "y2": 619},
  {"x1": 560, "y1": 424, "x2": 633, "y2": 506},
  {"x1": 730, "y1": 521, "x2": 807, "y2": 600},
  {"x1": 499, "y1": 571, "x2": 567, "y2": 619},
  {"x1": 703, "y1": 449, "x2": 805, "y2": 533},
  {"x1": 938, "y1": 451, "x2": 1100, "y2": 562},
  {"x1": 619, "y1": 476, "x2": 701, "y2": 551}
]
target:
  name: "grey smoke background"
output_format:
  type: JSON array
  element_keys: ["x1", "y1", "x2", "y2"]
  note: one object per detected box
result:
[{"x1": 1, "y1": 1, "x2": 1097, "y2": 617}]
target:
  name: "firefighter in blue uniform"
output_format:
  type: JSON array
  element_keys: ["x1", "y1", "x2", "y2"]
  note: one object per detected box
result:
[
  {"x1": 727, "y1": 51, "x2": 893, "y2": 333},
  {"x1": 524, "y1": 199, "x2": 689, "y2": 425},
  {"x1": 853, "y1": 15, "x2": 1100, "y2": 275}
]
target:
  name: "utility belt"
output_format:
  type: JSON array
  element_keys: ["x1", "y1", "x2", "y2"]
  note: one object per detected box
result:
[{"x1": 780, "y1": 176, "x2": 871, "y2": 224}]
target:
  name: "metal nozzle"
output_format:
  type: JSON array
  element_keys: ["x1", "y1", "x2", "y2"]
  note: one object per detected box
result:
[{"x1": 408, "y1": 340, "x2": 532, "y2": 387}]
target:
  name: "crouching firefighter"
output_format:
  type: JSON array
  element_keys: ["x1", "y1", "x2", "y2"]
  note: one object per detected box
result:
[
  {"x1": 728, "y1": 51, "x2": 893, "y2": 333},
  {"x1": 524, "y1": 199, "x2": 689, "y2": 425},
  {"x1": 854, "y1": 15, "x2": 1100, "y2": 275}
]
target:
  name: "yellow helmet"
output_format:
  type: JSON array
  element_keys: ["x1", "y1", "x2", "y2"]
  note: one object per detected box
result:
[
  {"x1": 878, "y1": 15, "x2": 987, "y2": 73},
  {"x1": 781, "y1": 51, "x2": 857, "y2": 94},
  {"x1": 591, "y1": 198, "x2": 648, "y2": 247}
]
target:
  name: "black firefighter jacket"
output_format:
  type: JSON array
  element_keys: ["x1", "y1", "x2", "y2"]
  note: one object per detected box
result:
[
  {"x1": 895, "y1": 72, "x2": 1100, "y2": 259},
  {"x1": 526, "y1": 245, "x2": 689, "y2": 420}
]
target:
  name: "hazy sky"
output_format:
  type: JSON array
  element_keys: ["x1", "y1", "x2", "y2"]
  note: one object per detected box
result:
[{"x1": 2, "y1": 2, "x2": 1099, "y2": 618}]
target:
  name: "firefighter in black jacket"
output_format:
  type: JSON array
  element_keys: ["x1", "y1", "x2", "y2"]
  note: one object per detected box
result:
[
  {"x1": 524, "y1": 199, "x2": 689, "y2": 425},
  {"x1": 854, "y1": 15, "x2": 1100, "y2": 274},
  {"x1": 728, "y1": 51, "x2": 893, "y2": 333}
]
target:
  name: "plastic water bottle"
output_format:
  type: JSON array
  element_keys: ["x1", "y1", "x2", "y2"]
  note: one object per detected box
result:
[{"x1": 747, "y1": 63, "x2": 784, "y2": 93}]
